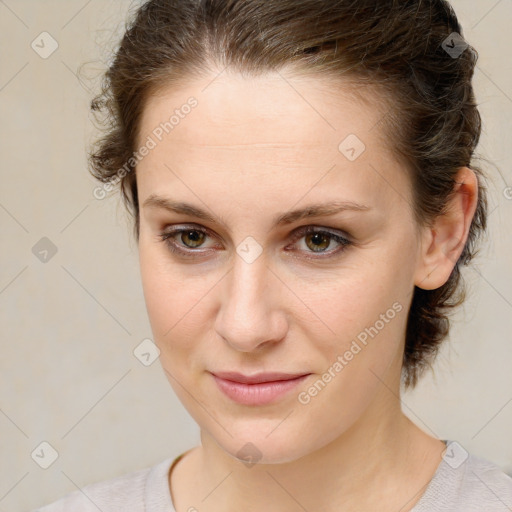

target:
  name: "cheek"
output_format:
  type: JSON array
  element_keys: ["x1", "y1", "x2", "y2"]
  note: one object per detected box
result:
[
  {"x1": 314, "y1": 280, "x2": 407, "y2": 388},
  {"x1": 293, "y1": 276, "x2": 410, "y2": 444},
  {"x1": 304, "y1": 258, "x2": 408, "y2": 342},
  {"x1": 138, "y1": 239, "x2": 217, "y2": 369},
  {"x1": 139, "y1": 243, "x2": 174, "y2": 336},
  {"x1": 139, "y1": 247, "x2": 182, "y2": 363},
  {"x1": 139, "y1": 238, "x2": 196, "y2": 331},
  {"x1": 302, "y1": 243, "x2": 414, "y2": 384}
]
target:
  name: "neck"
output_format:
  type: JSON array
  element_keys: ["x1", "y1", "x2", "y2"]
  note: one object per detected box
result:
[{"x1": 180, "y1": 386, "x2": 442, "y2": 512}]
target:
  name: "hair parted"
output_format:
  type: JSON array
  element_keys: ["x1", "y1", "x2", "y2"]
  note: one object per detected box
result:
[{"x1": 89, "y1": 0, "x2": 488, "y2": 389}]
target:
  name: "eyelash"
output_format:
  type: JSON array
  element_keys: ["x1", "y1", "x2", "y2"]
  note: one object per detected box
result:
[{"x1": 158, "y1": 224, "x2": 352, "y2": 260}]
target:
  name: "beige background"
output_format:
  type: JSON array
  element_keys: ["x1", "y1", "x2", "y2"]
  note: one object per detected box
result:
[{"x1": 0, "y1": 1, "x2": 511, "y2": 510}]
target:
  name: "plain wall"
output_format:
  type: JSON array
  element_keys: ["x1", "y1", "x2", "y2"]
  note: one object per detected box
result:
[{"x1": 0, "y1": 1, "x2": 511, "y2": 510}]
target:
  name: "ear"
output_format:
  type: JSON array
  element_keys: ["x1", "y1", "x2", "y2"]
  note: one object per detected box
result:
[{"x1": 414, "y1": 167, "x2": 479, "y2": 290}]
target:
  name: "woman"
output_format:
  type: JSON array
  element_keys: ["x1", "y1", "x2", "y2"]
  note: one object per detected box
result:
[{"x1": 36, "y1": 0, "x2": 512, "y2": 511}]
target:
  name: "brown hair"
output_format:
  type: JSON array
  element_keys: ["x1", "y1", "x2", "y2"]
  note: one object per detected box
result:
[{"x1": 89, "y1": 0, "x2": 488, "y2": 389}]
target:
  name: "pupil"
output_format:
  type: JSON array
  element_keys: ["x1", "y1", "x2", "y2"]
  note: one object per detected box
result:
[
  {"x1": 308, "y1": 233, "x2": 329, "y2": 252},
  {"x1": 182, "y1": 230, "x2": 204, "y2": 248}
]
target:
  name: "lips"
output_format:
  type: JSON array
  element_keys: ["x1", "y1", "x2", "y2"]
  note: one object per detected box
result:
[
  {"x1": 211, "y1": 371, "x2": 309, "y2": 384},
  {"x1": 210, "y1": 371, "x2": 311, "y2": 406}
]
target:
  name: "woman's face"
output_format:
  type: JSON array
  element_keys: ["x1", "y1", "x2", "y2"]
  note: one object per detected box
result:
[{"x1": 136, "y1": 69, "x2": 426, "y2": 463}]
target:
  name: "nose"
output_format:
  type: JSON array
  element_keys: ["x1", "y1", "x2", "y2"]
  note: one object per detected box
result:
[{"x1": 214, "y1": 252, "x2": 288, "y2": 353}]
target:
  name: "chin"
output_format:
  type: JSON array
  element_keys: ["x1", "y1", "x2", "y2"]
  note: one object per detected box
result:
[
  {"x1": 205, "y1": 420, "x2": 324, "y2": 466},
  {"x1": 229, "y1": 439, "x2": 307, "y2": 466}
]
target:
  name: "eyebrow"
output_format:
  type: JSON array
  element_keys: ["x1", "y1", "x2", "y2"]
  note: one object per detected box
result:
[{"x1": 142, "y1": 194, "x2": 372, "y2": 229}]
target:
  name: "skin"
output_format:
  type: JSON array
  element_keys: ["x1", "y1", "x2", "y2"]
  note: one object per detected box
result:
[{"x1": 135, "y1": 68, "x2": 478, "y2": 512}]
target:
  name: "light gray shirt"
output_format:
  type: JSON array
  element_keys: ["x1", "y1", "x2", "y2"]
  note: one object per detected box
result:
[{"x1": 34, "y1": 440, "x2": 512, "y2": 511}]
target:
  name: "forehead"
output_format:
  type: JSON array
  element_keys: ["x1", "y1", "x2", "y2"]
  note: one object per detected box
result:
[
  {"x1": 136, "y1": 70, "x2": 410, "y2": 219},
  {"x1": 139, "y1": 69, "x2": 388, "y2": 148}
]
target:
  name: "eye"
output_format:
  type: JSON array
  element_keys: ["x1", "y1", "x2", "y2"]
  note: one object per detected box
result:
[
  {"x1": 158, "y1": 225, "x2": 216, "y2": 258},
  {"x1": 158, "y1": 224, "x2": 352, "y2": 259},
  {"x1": 286, "y1": 225, "x2": 352, "y2": 259}
]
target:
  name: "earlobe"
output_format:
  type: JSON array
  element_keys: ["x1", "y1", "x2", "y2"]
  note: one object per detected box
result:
[{"x1": 414, "y1": 167, "x2": 479, "y2": 290}]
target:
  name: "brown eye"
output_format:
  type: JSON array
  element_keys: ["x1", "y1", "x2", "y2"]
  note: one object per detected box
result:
[
  {"x1": 159, "y1": 224, "x2": 352, "y2": 261},
  {"x1": 304, "y1": 232, "x2": 332, "y2": 252},
  {"x1": 287, "y1": 225, "x2": 352, "y2": 260},
  {"x1": 180, "y1": 229, "x2": 206, "y2": 248},
  {"x1": 158, "y1": 225, "x2": 215, "y2": 258}
]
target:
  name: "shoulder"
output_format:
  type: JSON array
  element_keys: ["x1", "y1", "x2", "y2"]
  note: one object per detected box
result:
[
  {"x1": 413, "y1": 441, "x2": 512, "y2": 512},
  {"x1": 459, "y1": 451, "x2": 512, "y2": 507},
  {"x1": 33, "y1": 457, "x2": 174, "y2": 512}
]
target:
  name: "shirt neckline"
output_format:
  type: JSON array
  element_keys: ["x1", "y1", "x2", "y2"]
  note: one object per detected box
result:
[
  {"x1": 147, "y1": 440, "x2": 451, "y2": 512},
  {"x1": 410, "y1": 439, "x2": 461, "y2": 511},
  {"x1": 145, "y1": 450, "x2": 192, "y2": 512}
]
